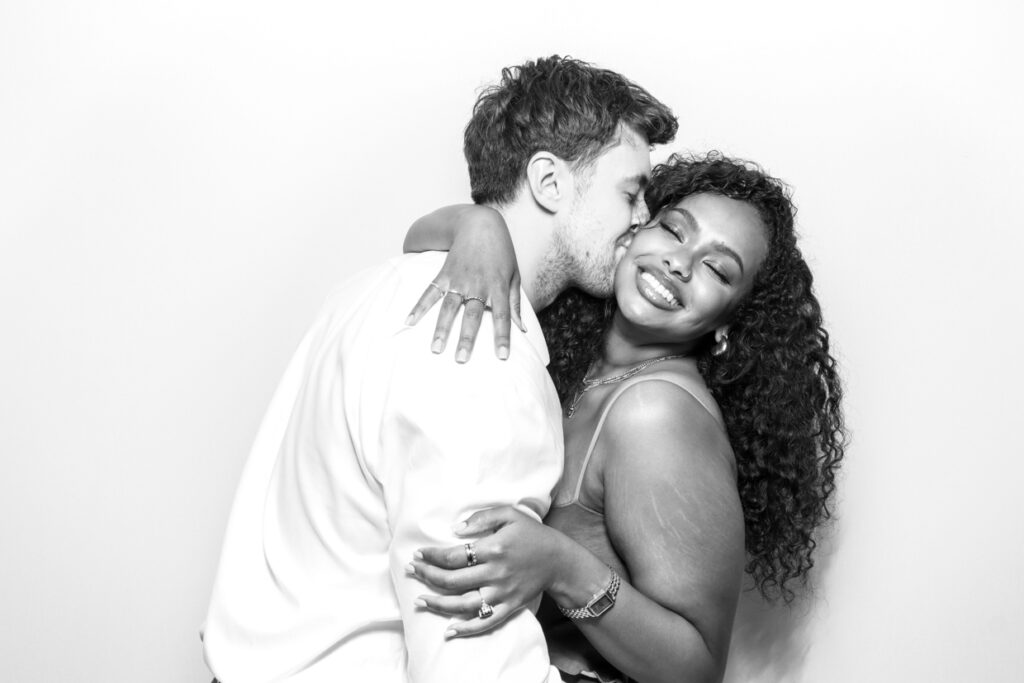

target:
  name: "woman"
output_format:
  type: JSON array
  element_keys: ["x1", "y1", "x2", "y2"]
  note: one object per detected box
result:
[{"x1": 404, "y1": 153, "x2": 845, "y2": 683}]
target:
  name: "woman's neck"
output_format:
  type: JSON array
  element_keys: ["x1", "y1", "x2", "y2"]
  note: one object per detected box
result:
[{"x1": 596, "y1": 311, "x2": 699, "y2": 376}]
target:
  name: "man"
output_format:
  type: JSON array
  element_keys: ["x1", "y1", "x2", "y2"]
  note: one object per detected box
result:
[{"x1": 202, "y1": 56, "x2": 676, "y2": 682}]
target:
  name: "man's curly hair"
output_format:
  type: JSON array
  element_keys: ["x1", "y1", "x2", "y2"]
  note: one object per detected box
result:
[
  {"x1": 538, "y1": 152, "x2": 846, "y2": 603},
  {"x1": 464, "y1": 55, "x2": 677, "y2": 205}
]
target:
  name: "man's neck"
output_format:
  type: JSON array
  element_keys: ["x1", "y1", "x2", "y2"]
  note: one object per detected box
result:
[{"x1": 489, "y1": 202, "x2": 567, "y2": 311}]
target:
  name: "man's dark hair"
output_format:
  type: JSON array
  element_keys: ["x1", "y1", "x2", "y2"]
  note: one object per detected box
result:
[{"x1": 464, "y1": 55, "x2": 678, "y2": 205}]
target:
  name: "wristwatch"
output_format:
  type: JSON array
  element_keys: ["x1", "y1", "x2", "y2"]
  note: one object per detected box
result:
[{"x1": 557, "y1": 567, "x2": 621, "y2": 620}]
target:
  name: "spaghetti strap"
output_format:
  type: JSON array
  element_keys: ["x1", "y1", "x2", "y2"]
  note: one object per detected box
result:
[{"x1": 568, "y1": 370, "x2": 724, "y2": 506}]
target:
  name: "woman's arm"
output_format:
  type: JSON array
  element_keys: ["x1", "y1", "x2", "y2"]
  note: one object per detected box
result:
[
  {"x1": 570, "y1": 380, "x2": 746, "y2": 683},
  {"x1": 403, "y1": 204, "x2": 485, "y2": 254},
  {"x1": 403, "y1": 204, "x2": 522, "y2": 362},
  {"x1": 410, "y1": 381, "x2": 745, "y2": 683}
]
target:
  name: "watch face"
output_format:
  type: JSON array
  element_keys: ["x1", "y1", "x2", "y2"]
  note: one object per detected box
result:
[{"x1": 590, "y1": 594, "x2": 614, "y2": 616}]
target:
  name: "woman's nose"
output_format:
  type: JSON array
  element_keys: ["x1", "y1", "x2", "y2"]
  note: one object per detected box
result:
[{"x1": 665, "y1": 253, "x2": 693, "y2": 282}]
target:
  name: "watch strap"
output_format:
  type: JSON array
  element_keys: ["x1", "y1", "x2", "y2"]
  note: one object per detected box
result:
[{"x1": 557, "y1": 567, "x2": 621, "y2": 620}]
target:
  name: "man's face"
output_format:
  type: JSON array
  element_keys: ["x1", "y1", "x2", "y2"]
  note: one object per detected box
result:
[{"x1": 556, "y1": 125, "x2": 652, "y2": 298}]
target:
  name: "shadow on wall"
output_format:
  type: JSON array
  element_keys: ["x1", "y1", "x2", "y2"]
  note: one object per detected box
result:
[{"x1": 722, "y1": 533, "x2": 839, "y2": 683}]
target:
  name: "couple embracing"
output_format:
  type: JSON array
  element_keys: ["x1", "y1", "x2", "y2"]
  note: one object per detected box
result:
[{"x1": 202, "y1": 56, "x2": 845, "y2": 683}]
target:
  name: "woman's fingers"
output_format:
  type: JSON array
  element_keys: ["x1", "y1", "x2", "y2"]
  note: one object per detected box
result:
[
  {"x1": 489, "y1": 288, "x2": 512, "y2": 361},
  {"x1": 417, "y1": 542, "x2": 476, "y2": 570},
  {"x1": 430, "y1": 291, "x2": 467, "y2": 354},
  {"x1": 509, "y1": 270, "x2": 524, "y2": 334},
  {"x1": 453, "y1": 506, "x2": 519, "y2": 537},
  {"x1": 444, "y1": 602, "x2": 518, "y2": 638},
  {"x1": 414, "y1": 590, "x2": 479, "y2": 617},
  {"x1": 454, "y1": 298, "x2": 487, "y2": 364},
  {"x1": 414, "y1": 590, "x2": 518, "y2": 638},
  {"x1": 408, "y1": 560, "x2": 487, "y2": 594},
  {"x1": 406, "y1": 282, "x2": 446, "y2": 327}
]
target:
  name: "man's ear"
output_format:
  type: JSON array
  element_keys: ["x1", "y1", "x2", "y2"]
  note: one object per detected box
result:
[{"x1": 525, "y1": 151, "x2": 570, "y2": 213}]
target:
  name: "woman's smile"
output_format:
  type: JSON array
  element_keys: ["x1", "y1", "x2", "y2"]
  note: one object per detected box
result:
[{"x1": 636, "y1": 267, "x2": 683, "y2": 309}]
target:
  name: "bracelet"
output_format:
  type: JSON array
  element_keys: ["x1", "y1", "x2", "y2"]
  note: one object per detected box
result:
[{"x1": 556, "y1": 567, "x2": 621, "y2": 620}]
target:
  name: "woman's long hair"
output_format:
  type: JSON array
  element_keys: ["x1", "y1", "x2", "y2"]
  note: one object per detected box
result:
[{"x1": 538, "y1": 152, "x2": 846, "y2": 602}]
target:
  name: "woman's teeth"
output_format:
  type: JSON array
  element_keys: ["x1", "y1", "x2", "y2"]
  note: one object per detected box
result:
[{"x1": 640, "y1": 271, "x2": 680, "y2": 307}]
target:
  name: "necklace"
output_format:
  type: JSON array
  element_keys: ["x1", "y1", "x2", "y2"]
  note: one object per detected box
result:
[{"x1": 565, "y1": 354, "x2": 686, "y2": 419}]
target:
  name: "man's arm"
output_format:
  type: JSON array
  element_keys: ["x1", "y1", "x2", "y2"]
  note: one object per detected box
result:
[{"x1": 378, "y1": 323, "x2": 563, "y2": 682}]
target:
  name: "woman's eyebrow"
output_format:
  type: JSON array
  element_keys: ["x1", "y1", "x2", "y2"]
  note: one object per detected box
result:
[
  {"x1": 664, "y1": 206, "x2": 697, "y2": 229},
  {"x1": 712, "y1": 242, "x2": 745, "y2": 275}
]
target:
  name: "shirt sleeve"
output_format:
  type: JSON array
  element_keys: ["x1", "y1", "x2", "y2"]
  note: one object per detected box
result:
[{"x1": 378, "y1": 326, "x2": 564, "y2": 683}]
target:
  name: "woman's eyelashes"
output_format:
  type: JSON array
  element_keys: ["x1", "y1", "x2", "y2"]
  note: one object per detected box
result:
[
  {"x1": 659, "y1": 220, "x2": 682, "y2": 240},
  {"x1": 656, "y1": 222, "x2": 733, "y2": 285},
  {"x1": 704, "y1": 262, "x2": 730, "y2": 284}
]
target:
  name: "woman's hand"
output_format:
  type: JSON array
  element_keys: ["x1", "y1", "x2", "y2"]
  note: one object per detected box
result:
[
  {"x1": 407, "y1": 506, "x2": 566, "y2": 638},
  {"x1": 404, "y1": 205, "x2": 523, "y2": 363}
]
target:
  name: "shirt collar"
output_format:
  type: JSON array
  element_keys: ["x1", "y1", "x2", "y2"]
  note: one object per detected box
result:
[{"x1": 517, "y1": 289, "x2": 550, "y2": 367}]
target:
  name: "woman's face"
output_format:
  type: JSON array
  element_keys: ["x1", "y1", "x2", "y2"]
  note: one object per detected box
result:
[{"x1": 613, "y1": 192, "x2": 770, "y2": 345}]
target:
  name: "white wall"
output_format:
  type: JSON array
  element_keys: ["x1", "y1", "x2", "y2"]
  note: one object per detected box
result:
[{"x1": 2, "y1": 1, "x2": 1021, "y2": 681}]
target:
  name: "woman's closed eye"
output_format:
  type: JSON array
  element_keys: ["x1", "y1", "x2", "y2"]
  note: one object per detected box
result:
[
  {"x1": 659, "y1": 221, "x2": 683, "y2": 241},
  {"x1": 704, "y1": 261, "x2": 731, "y2": 284}
]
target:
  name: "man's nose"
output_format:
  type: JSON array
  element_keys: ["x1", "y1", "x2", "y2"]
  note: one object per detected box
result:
[{"x1": 633, "y1": 202, "x2": 650, "y2": 227}]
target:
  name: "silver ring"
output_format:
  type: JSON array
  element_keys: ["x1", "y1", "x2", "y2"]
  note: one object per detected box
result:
[
  {"x1": 428, "y1": 281, "x2": 445, "y2": 295},
  {"x1": 464, "y1": 542, "x2": 478, "y2": 567},
  {"x1": 464, "y1": 295, "x2": 487, "y2": 306},
  {"x1": 478, "y1": 591, "x2": 494, "y2": 619},
  {"x1": 446, "y1": 289, "x2": 465, "y2": 302}
]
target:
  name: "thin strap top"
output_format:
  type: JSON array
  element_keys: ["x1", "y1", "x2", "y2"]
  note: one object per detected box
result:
[{"x1": 553, "y1": 369, "x2": 725, "y2": 513}]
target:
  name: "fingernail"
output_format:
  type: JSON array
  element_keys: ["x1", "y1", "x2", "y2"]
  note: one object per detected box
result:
[
  {"x1": 455, "y1": 348, "x2": 468, "y2": 364},
  {"x1": 414, "y1": 598, "x2": 427, "y2": 608},
  {"x1": 414, "y1": 550, "x2": 423, "y2": 560},
  {"x1": 452, "y1": 521, "x2": 467, "y2": 532},
  {"x1": 431, "y1": 339, "x2": 443, "y2": 354},
  {"x1": 404, "y1": 314, "x2": 415, "y2": 326},
  {"x1": 497, "y1": 346, "x2": 509, "y2": 360},
  {"x1": 406, "y1": 563, "x2": 416, "y2": 575},
  {"x1": 444, "y1": 629, "x2": 458, "y2": 639}
]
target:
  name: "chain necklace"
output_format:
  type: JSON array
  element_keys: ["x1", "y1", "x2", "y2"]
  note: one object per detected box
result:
[{"x1": 565, "y1": 354, "x2": 686, "y2": 419}]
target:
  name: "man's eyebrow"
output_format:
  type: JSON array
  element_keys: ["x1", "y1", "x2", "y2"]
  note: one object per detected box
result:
[
  {"x1": 623, "y1": 173, "x2": 648, "y2": 189},
  {"x1": 665, "y1": 207, "x2": 746, "y2": 274}
]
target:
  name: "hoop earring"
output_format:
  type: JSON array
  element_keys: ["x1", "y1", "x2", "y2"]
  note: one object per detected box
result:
[{"x1": 710, "y1": 335, "x2": 729, "y2": 357}]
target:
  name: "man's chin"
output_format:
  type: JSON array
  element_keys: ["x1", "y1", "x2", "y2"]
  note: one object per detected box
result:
[{"x1": 573, "y1": 276, "x2": 615, "y2": 300}]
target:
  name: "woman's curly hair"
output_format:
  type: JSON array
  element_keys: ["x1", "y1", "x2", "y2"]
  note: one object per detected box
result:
[{"x1": 538, "y1": 152, "x2": 846, "y2": 603}]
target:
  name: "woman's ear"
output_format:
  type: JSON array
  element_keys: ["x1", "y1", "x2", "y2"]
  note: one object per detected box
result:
[{"x1": 525, "y1": 151, "x2": 569, "y2": 213}]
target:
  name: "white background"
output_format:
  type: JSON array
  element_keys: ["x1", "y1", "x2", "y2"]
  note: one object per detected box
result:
[{"x1": 2, "y1": 1, "x2": 1022, "y2": 681}]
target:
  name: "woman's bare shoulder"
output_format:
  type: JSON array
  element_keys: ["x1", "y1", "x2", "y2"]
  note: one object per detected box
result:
[
  {"x1": 598, "y1": 376, "x2": 746, "y2": 636},
  {"x1": 600, "y1": 375, "x2": 735, "y2": 478}
]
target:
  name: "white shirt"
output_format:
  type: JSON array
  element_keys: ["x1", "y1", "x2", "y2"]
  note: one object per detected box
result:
[{"x1": 202, "y1": 252, "x2": 564, "y2": 683}]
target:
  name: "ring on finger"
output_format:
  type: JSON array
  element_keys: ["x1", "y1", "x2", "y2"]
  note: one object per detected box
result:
[
  {"x1": 446, "y1": 289, "x2": 465, "y2": 302},
  {"x1": 464, "y1": 542, "x2": 478, "y2": 567},
  {"x1": 464, "y1": 295, "x2": 487, "y2": 307},
  {"x1": 428, "y1": 281, "x2": 446, "y2": 295},
  {"x1": 478, "y1": 590, "x2": 494, "y2": 619}
]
